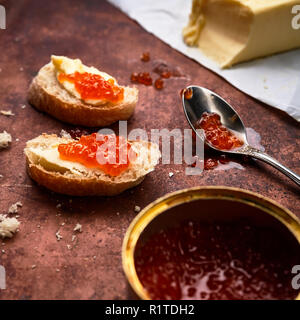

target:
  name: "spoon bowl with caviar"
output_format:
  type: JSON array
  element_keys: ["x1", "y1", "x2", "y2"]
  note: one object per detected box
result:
[{"x1": 182, "y1": 86, "x2": 300, "y2": 187}]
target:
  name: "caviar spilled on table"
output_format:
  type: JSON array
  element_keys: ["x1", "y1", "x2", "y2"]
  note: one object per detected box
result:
[
  {"x1": 135, "y1": 220, "x2": 299, "y2": 300},
  {"x1": 131, "y1": 53, "x2": 183, "y2": 90},
  {"x1": 141, "y1": 52, "x2": 150, "y2": 62},
  {"x1": 131, "y1": 71, "x2": 162, "y2": 89},
  {"x1": 153, "y1": 61, "x2": 182, "y2": 78},
  {"x1": 154, "y1": 78, "x2": 164, "y2": 90},
  {"x1": 131, "y1": 72, "x2": 153, "y2": 86},
  {"x1": 58, "y1": 133, "x2": 136, "y2": 176}
]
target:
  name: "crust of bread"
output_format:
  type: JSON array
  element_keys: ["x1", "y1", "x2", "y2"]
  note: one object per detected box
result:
[
  {"x1": 26, "y1": 159, "x2": 145, "y2": 196},
  {"x1": 28, "y1": 63, "x2": 138, "y2": 127},
  {"x1": 24, "y1": 134, "x2": 160, "y2": 196}
]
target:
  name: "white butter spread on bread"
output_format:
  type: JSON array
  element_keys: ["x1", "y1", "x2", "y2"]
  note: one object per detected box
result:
[
  {"x1": 51, "y1": 55, "x2": 119, "y2": 106},
  {"x1": 28, "y1": 144, "x2": 89, "y2": 176}
]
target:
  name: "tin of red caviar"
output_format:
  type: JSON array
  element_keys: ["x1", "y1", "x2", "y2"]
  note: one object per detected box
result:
[{"x1": 122, "y1": 187, "x2": 300, "y2": 300}]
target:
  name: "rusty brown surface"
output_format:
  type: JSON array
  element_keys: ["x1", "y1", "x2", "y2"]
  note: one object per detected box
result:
[{"x1": 0, "y1": 0, "x2": 299, "y2": 300}]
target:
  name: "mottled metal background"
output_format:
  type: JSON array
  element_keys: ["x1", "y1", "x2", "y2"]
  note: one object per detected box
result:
[{"x1": 0, "y1": 0, "x2": 299, "y2": 299}]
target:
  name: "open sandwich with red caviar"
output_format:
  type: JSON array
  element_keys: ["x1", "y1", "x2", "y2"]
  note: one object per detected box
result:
[
  {"x1": 24, "y1": 133, "x2": 160, "y2": 196},
  {"x1": 28, "y1": 56, "x2": 138, "y2": 127}
]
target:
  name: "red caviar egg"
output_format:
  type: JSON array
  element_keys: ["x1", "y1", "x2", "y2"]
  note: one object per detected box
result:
[
  {"x1": 204, "y1": 158, "x2": 219, "y2": 170},
  {"x1": 181, "y1": 88, "x2": 193, "y2": 100},
  {"x1": 161, "y1": 71, "x2": 171, "y2": 79},
  {"x1": 219, "y1": 154, "x2": 230, "y2": 164},
  {"x1": 141, "y1": 52, "x2": 150, "y2": 62},
  {"x1": 154, "y1": 78, "x2": 164, "y2": 90},
  {"x1": 130, "y1": 72, "x2": 139, "y2": 82}
]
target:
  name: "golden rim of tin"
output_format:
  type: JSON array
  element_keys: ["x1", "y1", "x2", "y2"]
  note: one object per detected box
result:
[{"x1": 122, "y1": 186, "x2": 300, "y2": 300}]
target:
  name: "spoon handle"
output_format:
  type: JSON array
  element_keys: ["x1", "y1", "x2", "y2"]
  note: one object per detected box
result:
[{"x1": 245, "y1": 147, "x2": 300, "y2": 187}]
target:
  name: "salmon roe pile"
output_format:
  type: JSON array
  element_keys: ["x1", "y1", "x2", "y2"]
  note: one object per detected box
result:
[
  {"x1": 58, "y1": 133, "x2": 135, "y2": 176},
  {"x1": 196, "y1": 112, "x2": 244, "y2": 150},
  {"x1": 58, "y1": 72, "x2": 124, "y2": 103}
]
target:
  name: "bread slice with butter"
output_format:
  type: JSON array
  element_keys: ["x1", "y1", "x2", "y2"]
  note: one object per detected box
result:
[
  {"x1": 28, "y1": 56, "x2": 138, "y2": 127},
  {"x1": 24, "y1": 134, "x2": 160, "y2": 196}
]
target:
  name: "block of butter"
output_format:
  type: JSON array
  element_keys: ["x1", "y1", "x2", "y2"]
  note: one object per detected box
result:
[{"x1": 183, "y1": 0, "x2": 300, "y2": 68}]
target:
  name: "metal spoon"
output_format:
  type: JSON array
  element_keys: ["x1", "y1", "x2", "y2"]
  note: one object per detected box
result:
[{"x1": 182, "y1": 86, "x2": 300, "y2": 187}]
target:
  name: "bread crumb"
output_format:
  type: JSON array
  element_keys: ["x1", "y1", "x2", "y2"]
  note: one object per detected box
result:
[
  {"x1": 56, "y1": 230, "x2": 63, "y2": 241},
  {"x1": 134, "y1": 205, "x2": 141, "y2": 213},
  {"x1": 0, "y1": 214, "x2": 20, "y2": 238},
  {"x1": 56, "y1": 203, "x2": 62, "y2": 209},
  {"x1": 15, "y1": 138, "x2": 19, "y2": 142},
  {"x1": 61, "y1": 222, "x2": 65, "y2": 226},
  {"x1": 0, "y1": 131, "x2": 12, "y2": 149},
  {"x1": 0, "y1": 174, "x2": 3, "y2": 178},
  {"x1": 0, "y1": 110, "x2": 14, "y2": 116},
  {"x1": 56, "y1": 269, "x2": 60, "y2": 272},
  {"x1": 71, "y1": 235, "x2": 76, "y2": 242},
  {"x1": 21, "y1": 105, "x2": 26, "y2": 109},
  {"x1": 8, "y1": 201, "x2": 22, "y2": 214},
  {"x1": 60, "y1": 129, "x2": 72, "y2": 139},
  {"x1": 32, "y1": 265, "x2": 36, "y2": 269},
  {"x1": 2, "y1": 249, "x2": 5, "y2": 253},
  {"x1": 116, "y1": 212, "x2": 120, "y2": 216},
  {"x1": 73, "y1": 223, "x2": 82, "y2": 232},
  {"x1": 67, "y1": 244, "x2": 71, "y2": 250},
  {"x1": 168, "y1": 172, "x2": 174, "y2": 177}
]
